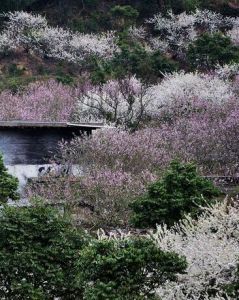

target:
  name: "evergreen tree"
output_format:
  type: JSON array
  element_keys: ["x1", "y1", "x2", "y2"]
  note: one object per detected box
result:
[
  {"x1": 130, "y1": 160, "x2": 220, "y2": 228},
  {"x1": 0, "y1": 154, "x2": 19, "y2": 203}
]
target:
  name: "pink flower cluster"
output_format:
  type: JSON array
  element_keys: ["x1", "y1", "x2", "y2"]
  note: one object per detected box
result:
[
  {"x1": 65, "y1": 95, "x2": 239, "y2": 177},
  {"x1": 0, "y1": 80, "x2": 77, "y2": 122},
  {"x1": 78, "y1": 168, "x2": 156, "y2": 226},
  {"x1": 66, "y1": 128, "x2": 170, "y2": 174}
]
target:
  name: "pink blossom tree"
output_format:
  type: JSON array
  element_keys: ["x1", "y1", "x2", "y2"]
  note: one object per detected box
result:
[{"x1": 0, "y1": 80, "x2": 77, "y2": 122}]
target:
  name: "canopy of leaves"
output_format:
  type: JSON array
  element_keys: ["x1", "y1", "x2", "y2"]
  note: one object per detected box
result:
[
  {"x1": 0, "y1": 200, "x2": 88, "y2": 299},
  {"x1": 91, "y1": 37, "x2": 177, "y2": 83},
  {"x1": 78, "y1": 237, "x2": 187, "y2": 299},
  {"x1": 130, "y1": 160, "x2": 220, "y2": 228},
  {"x1": 0, "y1": 154, "x2": 19, "y2": 203},
  {"x1": 0, "y1": 200, "x2": 188, "y2": 299},
  {"x1": 187, "y1": 32, "x2": 239, "y2": 69}
]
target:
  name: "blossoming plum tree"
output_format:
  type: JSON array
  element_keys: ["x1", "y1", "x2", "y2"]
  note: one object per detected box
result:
[
  {"x1": 0, "y1": 11, "x2": 118, "y2": 63},
  {"x1": 148, "y1": 9, "x2": 239, "y2": 57},
  {"x1": 153, "y1": 199, "x2": 239, "y2": 299},
  {"x1": 75, "y1": 76, "x2": 152, "y2": 128},
  {"x1": 0, "y1": 80, "x2": 77, "y2": 122}
]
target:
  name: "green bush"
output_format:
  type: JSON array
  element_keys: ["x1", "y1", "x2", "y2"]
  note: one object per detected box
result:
[
  {"x1": 8, "y1": 64, "x2": 25, "y2": 77},
  {"x1": 0, "y1": 154, "x2": 19, "y2": 203},
  {"x1": 78, "y1": 237, "x2": 187, "y2": 299},
  {"x1": 187, "y1": 32, "x2": 239, "y2": 69},
  {"x1": 131, "y1": 0, "x2": 162, "y2": 18},
  {"x1": 0, "y1": 199, "x2": 188, "y2": 299},
  {"x1": 70, "y1": 13, "x2": 111, "y2": 33},
  {"x1": 130, "y1": 160, "x2": 220, "y2": 228},
  {"x1": 91, "y1": 37, "x2": 177, "y2": 83},
  {"x1": 0, "y1": 200, "x2": 88, "y2": 299},
  {"x1": 182, "y1": 0, "x2": 200, "y2": 11},
  {"x1": 112, "y1": 43, "x2": 177, "y2": 82},
  {"x1": 110, "y1": 5, "x2": 139, "y2": 19},
  {"x1": 83, "y1": 0, "x2": 100, "y2": 9},
  {"x1": 56, "y1": 74, "x2": 75, "y2": 85},
  {"x1": 110, "y1": 5, "x2": 139, "y2": 29},
  {"x1": 0, "y1": 76, "x2": 41, "y2": 93}
]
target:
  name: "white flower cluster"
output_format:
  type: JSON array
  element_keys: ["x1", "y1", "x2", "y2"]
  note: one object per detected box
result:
[
  {"x1": 75, "y1": 71, "x2": 237, "y2": 125},
  {"x1": 148, "y1": 10, "x2": 197, "y2": 53},
  {"x1": 194, "y1": 9, "x2": 235, "y2": 32},
  {"x1": 153, "y1": 199, "x2": 239, "y2": 299},
  {"x1": 2, "y1": 11, "x2": 47, "y2": 50},
  {"x1": 128, "y1": 25, "x2": 147, "y2": 40},
  {"x1": 148, "y1": 9, "x2": 239, "y2": 55},
  {"x1": 214, "y1": 63, "x2": 239, "y2": 80},
  {"x1": 76, "y1": 76, "x2": 152, "y2": 127},
  {"x1": 6, "y1": 11, "x2": 47, "y2": 35},
  {"x1": 0, "y1": 11, "x2": 118, "y2": 62},
  {"x1": 0, "y1": 32, "x2": 17, "y2": 53},
  {"x1": 147, "y1": 71, "x2": 234, "y2": 115},
  {"x1": 228, "y1": 27, "x2": 239, "y2": 45}
]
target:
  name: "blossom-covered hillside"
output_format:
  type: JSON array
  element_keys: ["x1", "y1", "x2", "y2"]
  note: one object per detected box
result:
[{"x1": 0, "y1": 1, "x2": 239, "y2": 299}]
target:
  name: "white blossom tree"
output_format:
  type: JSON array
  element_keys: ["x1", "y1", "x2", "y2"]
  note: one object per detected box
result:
[
  {"x1": 148, "y1": 9, "x2": 239, "y2": 56},
  {"x1": 74, "y1": 71, "x2": 238, "y2": 127},
  {"x1": 0, "y1": 32, "x2": 17, "y2": 54},
  {"x1": 146, "y1": 71, "x2": 235, "y2": 118},
  {"x1": 75, "y1": 76, "x2": 152, "y2": 128},
  {"x1": 153, "y1": 199, "x2": 239, "y2": 299},
  {"x1": 0, "y1": 11, "x2": 118, "y2": 63},
  {"x1": 228, "y1": 27, "x2": 239, "y2": 45}
]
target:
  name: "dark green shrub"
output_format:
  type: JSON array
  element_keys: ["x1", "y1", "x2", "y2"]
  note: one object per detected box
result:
[
  {"x1": 78, "y1": 237, "x2": 187, "y2": 299},
  {"x1": 187, "y1": 32, "x2": 239, "y2": 69},
  {"x1": 83, "y1": 0, "x2": 100, "y2": 9},
  {"x1": 0, "y1": 76, "x2": 38, "y2": 93},
  {"x1": 0, "y1": 198, "x2": 188, "y2": 299},
  {"x1": 149, "y1": 50, "x2": 178, "y2": 79},
  {"x1": 131, "y1": 0, "x2": 162, "y2": 18},
  {"x1": 182, "y1": 0, "x2": 200, "y2": 11},
  {"x1": 114, "y1": 42, "x2": 177, "y2": 82},
  {"x1": 0, "y1": 154, "x2": 19, "y2": 203},
  {"x1": 8, "y1": 64, "x2": 25, "y2": 77},
  {"x1": 91, "y1": 39, "x2": 177, "y2": 83},
  {"x1": 0, "y1": 200, "x2": 88, "y2": 299},
  {"x1": 110, "y1": 5, "x2": 139, "y2": 28},
  {"x1": 130, "y1": 160, "x2": 220, "y2": 228},
  {"x1": 56, "y1": 74, "x2": 75, "y2": 85},
  {"x1": 70, "y1": 12, "x2": 111, "y2": 33}
]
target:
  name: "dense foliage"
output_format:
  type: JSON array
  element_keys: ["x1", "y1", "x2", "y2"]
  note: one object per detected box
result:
[
  {"x1": 0, "y1": 0, "x2": 38, "y2": 12},
  {"x1": 0, "y1": 155, "x2": 19, "y2": 203},
  {"x1": 188, "y1": 32, "x2": 239, "y2": 69},
  {"x1": 0, "y1": 200, "x2": 87, "y2": 299},
  {"x1": 130, "y1": 161, "x2": 220, "y2": 228},
  {"x1": 0, "y1": 201, "x2": 186, "y2": 299},
  {"x1": 79, "y1": 237, "x2": 187, "y2": 299}
]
